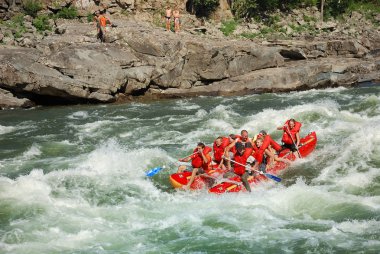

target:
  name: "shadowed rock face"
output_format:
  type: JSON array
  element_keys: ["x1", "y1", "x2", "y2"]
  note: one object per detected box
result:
[{"x1": 0, "y1": 20, "x2": 379, "y2": 108}]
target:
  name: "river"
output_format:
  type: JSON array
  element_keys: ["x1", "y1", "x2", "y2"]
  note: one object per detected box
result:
[{"x1": 0, "y1": 85, "x2": 379, "y2": 253}]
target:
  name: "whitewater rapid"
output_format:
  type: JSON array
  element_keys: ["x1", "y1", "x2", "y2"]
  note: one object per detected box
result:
[{"x1": 0, "y1": 86, "x2": 379, "y2": 253}]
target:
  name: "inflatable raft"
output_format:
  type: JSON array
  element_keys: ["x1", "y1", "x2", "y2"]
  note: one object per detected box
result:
[{"x1": 169, "y1": 132, "x2": 317, "y2": 194}]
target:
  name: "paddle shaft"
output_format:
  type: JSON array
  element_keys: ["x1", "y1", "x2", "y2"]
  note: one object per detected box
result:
[
  {"x1": 224, "y1": 157, "x2": 281, "y2": 182},
  {"x1": 285, "y1": 125, "x2": 302, "y2": 158},
  {"x1": 224, "y1": 156, "x2": 262, "y2": 175}
]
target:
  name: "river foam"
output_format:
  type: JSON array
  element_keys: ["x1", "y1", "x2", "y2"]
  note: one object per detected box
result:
[{"x1": 0, "y1": 86, "x2": 379, "y2": 253}]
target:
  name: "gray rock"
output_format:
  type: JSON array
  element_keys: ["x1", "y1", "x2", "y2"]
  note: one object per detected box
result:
[
  {"x1": 0, "y1": 18, "x2": 379, "y2": 106},
  {"x1": 19, "y1": 37, "x2": 35, "y2": 47},
  {"x1": 280, "y1": 48, "x2": 307, "y2": 60},
  {"x1": 0, "y1": 88, "x2": 34, "y2": 109},
  {"x1": 55, "y1": 27, "x2": 66, "y2": 35}
]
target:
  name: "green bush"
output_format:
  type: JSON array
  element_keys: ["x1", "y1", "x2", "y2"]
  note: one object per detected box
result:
[
  {"x1": 193, "y1": 0, "x2": 219, "y2": 17},
  {"x1": 260, "y1": 26, "x2": 275, "y2": 34},
  {"x1": 10, "y1": 14, "x2": 25, "y2": 26},
  {"x1": 57, "y1": 6, "x2": 78, "y2": 19},
  {"x1": 241, "y1": 32, "x2": 259, "y2": 38},
  {"x1": 5, "y1": 14, "x2": 26, "y2": 38},
  {"x1": 33, "y1": 15, "x2": 51, "y2": 31},
  {"x1": 22, "y1": 0, "x2": 42, "y2": 18},
  {"x1": 87, "y1": 13, "x2": 94, "y2": 23},
  {"x1": 232, "y1": 0, "x2": 257, "y2": 20},
  {"x1": 303, "y1": 14, "x2": 316, "y2": 23},
  {"x1": 220, "y1": 19, "x2": 238, "y2": 36},
  {"x1": 323, "y1": 0, "x2": 353, "y2": 19},
  {"x1": 255, "y1": 0, "x2": 279, "y2": 12}
]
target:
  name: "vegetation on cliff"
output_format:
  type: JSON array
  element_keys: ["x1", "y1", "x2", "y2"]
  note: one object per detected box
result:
[{"x1": 228, "y1": 0, "x2": 380, "y2": 20}]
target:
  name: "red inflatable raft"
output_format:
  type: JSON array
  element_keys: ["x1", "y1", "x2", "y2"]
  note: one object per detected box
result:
[{"x1": 169, "y1": 132, "x2": 317, "y2": 193}]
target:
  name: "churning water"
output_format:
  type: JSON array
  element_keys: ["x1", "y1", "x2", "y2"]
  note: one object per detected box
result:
[{"x1": 0, "y1": 85, "x2": 379, "y2": 253}]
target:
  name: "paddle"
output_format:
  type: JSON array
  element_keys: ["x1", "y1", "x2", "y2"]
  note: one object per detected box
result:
[
  {"x1": 145, "y1": 166, "x2": 165, "y2": 177},
  {"x1": 285, "y1": 125, "x2": 302, "y2": 158},
  {"x1": 223, "y1": 156, "x2": 282, "y2": 182},
  {"x1": 145, "y1": 152, "x2": 198, "y2": 177}
]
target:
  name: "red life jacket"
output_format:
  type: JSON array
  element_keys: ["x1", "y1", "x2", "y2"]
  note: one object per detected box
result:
[
  {"x1": 236, "y1": 135, "x2": 253, "y2": 147},
  {"x1": 191, "y1": 146, "x2": 212, "y2": 171},
  {"x1": 282, "y1": 120, "x2": 302, "y2": 145},
  {"x1": 213, "y1": 137, "x2": 229, "y2": 163},
  {"x1": 265, "y1": 135, "x2": 282, "y2": 152},
  {"x1": 253, "y1": 134, "x2": 280, "y2": 163},
  {"x1": 233, "y1": 148, "x2": 253, "y2": 175}
]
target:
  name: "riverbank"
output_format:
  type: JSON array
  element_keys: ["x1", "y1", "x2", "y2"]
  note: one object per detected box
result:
[{"x1": 1, "y1": 2, "x2": 379, "y2": 109}]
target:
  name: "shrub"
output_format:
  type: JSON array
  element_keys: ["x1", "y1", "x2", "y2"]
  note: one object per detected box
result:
[
  {"x1": 193, "y1": 0, "x2": 219, "y2": 17},
  {"x1": 241, "y1": 32, "x2": 259, "y2": 38},
  {"x1": 33, "y1": 15, "x2": 51, "y2": 31},
  {"x1": 57, "y1": 6, "x2": 78, "y2": 19},
  {"x1": 87, "y1": 12, "x2": 94, "y2": 23},
  {"x1": 323, "y1": 0, "x2": 353, "y2": 19},
  {"x1": 220, "y1": 19, "x2": 238, "y2": 36},
  {"x1": 260, "y1": 26, "x2": 275, "y2": 34},
  {"x1": 11, "y1": 13, "x2": 25, "y2": 26},
  {"x1": 255, "y1": 0, "x2": 279, "y2": 12},
  {"x1": 232, "y1": 0, "x2": 257, "y2": 20},
  {"x1": 23, "y1": 0, "x2": 42, "y2": 18},
  {"x1": 303, "y1": 14, "x2": 316, "y2": 23},
  {"x1": 5, "y1": 14, "x2": 26, "y2": 38}
]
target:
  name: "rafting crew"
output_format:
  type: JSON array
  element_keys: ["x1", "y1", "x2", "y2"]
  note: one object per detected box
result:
[
  {"x1": 177, "y1": 142, "x2": 212, "y2": 189},
  {"x1": 176, "y1": 118, "x2": 303, "y2": 190}
]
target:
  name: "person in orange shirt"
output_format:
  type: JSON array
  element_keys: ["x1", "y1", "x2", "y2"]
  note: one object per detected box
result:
[{"x1": 94, "y1": 11, "x2": 112, "y2": 42}]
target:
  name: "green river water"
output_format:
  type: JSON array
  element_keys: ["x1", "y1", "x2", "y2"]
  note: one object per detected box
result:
[{"x1": 0, "y1": 85, "x2": 379, "y2": 253}]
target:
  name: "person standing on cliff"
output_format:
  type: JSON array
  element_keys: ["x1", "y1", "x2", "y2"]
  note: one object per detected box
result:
[
  {"x1": 165, "y1": 5, "x2": 172, "y2": 32},
  {"x1": 94, "y1": 10, "x2": 112, "y2": 43},
  {"x1": 173, "y1": 6, "x2": 180, "y2": 33}
]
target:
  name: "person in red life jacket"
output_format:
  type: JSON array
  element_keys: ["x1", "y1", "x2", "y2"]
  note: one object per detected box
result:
[
  {"x1": 237, "y1": 129, "x2": 253, "y2": 146},
  {"x1": 277, "y1": 119, "x2": 302, "y2": 158},
  {"x1": 225, "y1": 130, "x2": 253, "y2": 171},
  {"x1": 252, "y1": 130, "x2": 283, "y2": 167},
  {"x1": 177, "y1": 142, "x2": 212, "y2": 189},
  {"x1": 224, "y1": 141, "x2": 254, "y2": 192},
  {"x1": 253, "y1": 136, "x2": 291, "y2": 171},
  {"x1": 212, "y1": 136, "x2": 229, "y2": 169}
]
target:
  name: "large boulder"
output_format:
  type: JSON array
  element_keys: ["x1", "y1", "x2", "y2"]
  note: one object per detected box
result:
[{"x1": 0, "y1": 88, "x2": 34, "y2": 109}]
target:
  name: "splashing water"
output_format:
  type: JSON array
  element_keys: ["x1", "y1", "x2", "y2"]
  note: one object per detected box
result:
[{"x1": 0, "y1": 85, "x2": 379, "y2": 253}]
